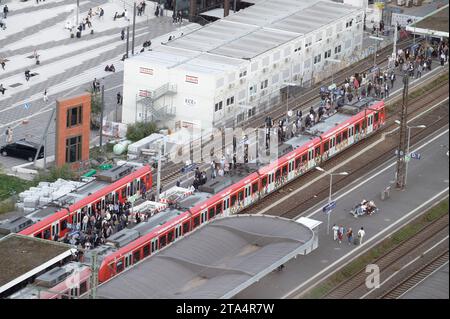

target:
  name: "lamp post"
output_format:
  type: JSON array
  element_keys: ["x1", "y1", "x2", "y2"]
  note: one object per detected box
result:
[
  {"x1": 369, "y1": 36, "x2": 384, "y2": 69},
  {"x1": 394, "y1": 120, "x2": 426, "y2": 188},
  {"x1": 316, "y1": 166, "x2": 348, "y2": 234},
  {"x1": 327, "y1": 58, "x2": 341, "y2": 88}
]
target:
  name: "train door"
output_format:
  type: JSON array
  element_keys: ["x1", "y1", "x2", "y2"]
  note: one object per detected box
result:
[
  {"x1": 124, "y1": 253, "x2": 132, "y2": 269},
  {"x1": 307, "y1": 147, "x2": 315, "y2": 170},
  {"x1": 348, "y1": 126, "x2": 355, "y2": 146},
  {"x1": 328, "y1": 137, "x2": 336, "y2": 157},
  {"x1": 175, "y1": 224, "x2": 182, "y2": 240},
  {"x1": 223, "y1": 197, "x2": 230, "y2": 216},
  {"x1": 366, "y1": 113, "x2": 374, "y2": 134},
  {"x1": 287, "y1": 159, "x2": 295, "y2": 180},
  {"x1": 151, "y1": 238, "x2": 158, "y2": 254},
  {"x1": 51, "y1": 221, "x2": 59, "y2": 240},
  {"x1": 244, "y1": 184, "x2": 252, "y2": 207},
  {"x1": 267, "y1": 171, "x2": 276, "y2": 193},
  {"x1": 200, "y1": 210, "x2": 207, "y2": 224}
]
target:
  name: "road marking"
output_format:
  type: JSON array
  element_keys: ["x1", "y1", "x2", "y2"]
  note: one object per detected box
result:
[
  {"x1": 360, "y1": 235, "x2": 449, "y2": 299},
  {"x1": 282, "y1": 189, "x2": 449, "y2": 299},
  {"x1": 256, "y1": 100, "x2": 449, "y2": 216}
]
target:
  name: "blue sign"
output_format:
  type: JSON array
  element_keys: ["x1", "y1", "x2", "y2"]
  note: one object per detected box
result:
[
  {"x1": 322, "y1": 201, "x2": 336, "y2": 214},
  {"x1": 410, "y1": 152, "x2": 421, "y2": 160},
  {"x1": 23, "y1": 103, "x2": 31, "y2": 110}
]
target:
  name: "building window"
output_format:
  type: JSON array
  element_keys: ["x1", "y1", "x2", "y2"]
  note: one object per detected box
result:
[
  {"x1": 226, "y1": 96, "x2": 235, "y2": 106},
  {"x1": 214, "y1": 101, "x2": 223, "y2": 112},
  {"x1": 305, "y1": 38, "x2": 312, "y2": 48},
  {"x1": 65, "y1": 136, "x2": 82, "y2": 163},
  {"x1": 314, "y1": 54, "x2": 321, "y2": 64},
  {"x1": 346, "y1": 19, "x2": 353, "y2": 28},
  {"x1": 335, "y1": 45, "x2": 342, "y2": 54},
  {"x1": 260, "y1": 79, "x2": 268, "y2": 90},
  {"x1": 249, "y1": 85, "x2": 257, "y2": 95},
  {"x1": 324, "y1": 49, "x2": 332, "y2": 59},
  {"x1": 239, "y1": 70, "x2": 247, "y2": 78},
  {"x1": 66, "y1": 105, "x2": 82, "y2": 128}
]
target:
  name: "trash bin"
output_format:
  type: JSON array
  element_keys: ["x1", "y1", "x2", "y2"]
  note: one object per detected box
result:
[{"x1": 76, "y1": 31, "x2": 81, "y2": 38}]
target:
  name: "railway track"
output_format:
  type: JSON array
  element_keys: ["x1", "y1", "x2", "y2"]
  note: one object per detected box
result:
[
  {"x1": 156, "y1": 36, "x2": 421, "y2": 187},
  {"x1": 379, "y1": 251, "x2": 449, "y2": 299},
  {"x1": 322, "y1": 213, "x2": 449, "y2": 299},
  {"x1": 241, "y1": 71, "x2": 449, "y2": 217}
]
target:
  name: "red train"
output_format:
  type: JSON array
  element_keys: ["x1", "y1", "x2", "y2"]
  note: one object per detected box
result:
[
  {"x1": 96, "y1": 98, "x2": 386, "y2": 282},
  {"x1": 19, "y1": 165, "x2": 152, "y2": 240},
  {"x1": 16, "y1": 98, "x2": 385, "y2": 290}
]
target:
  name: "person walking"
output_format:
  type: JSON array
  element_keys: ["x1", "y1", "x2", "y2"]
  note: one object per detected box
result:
[
  {"x1": 3, "y1": 5, "x2": 8, "y2": 19},
  {"x1": 384, "y1": 82, "x2": 389, "y2": 98},
  {"x1": 5, "y1": 126, "x2": 13, "y2": 144},
  {"x1": 332, "y1": 224, "x2": 339, "y2": 241},
  {"x1": 116, "y1": 92, "x2": 122, "y2": 105},
  {"x1": 390, "y1": 72, "x2": 395, "y2": 89},
  {"x1": 0, "y1": 83, "x2": 5, "y2": 95},
  {"x1": 346, "y1": 228, "x2": 353, "y2": 245},
  {"x1": 121, "y1": 28, "x2": 125, "y2": 41},
  {"x1": 0, "y1": 59, "x2": 5, "y2": 70},
  {"x1": 43, "y1": 89, "x2": 48, "y2": 102},
  {"x1": 357, "y1": 227, "x2": 365, "y2": 245}
]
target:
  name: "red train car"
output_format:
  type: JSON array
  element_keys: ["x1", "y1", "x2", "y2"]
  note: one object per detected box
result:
[{"x1": 19, "y1": 165, "x2": 152, "y2": 240}]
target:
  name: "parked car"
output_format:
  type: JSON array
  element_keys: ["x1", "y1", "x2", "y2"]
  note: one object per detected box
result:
[{"x1": 0, "y1": 139, "x2": 44, "y2": 162}]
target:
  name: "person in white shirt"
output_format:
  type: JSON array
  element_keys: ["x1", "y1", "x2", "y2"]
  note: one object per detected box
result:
[
  {"x1": 332, "y1": 224, "x2": 339, "y2": 241},
  {"x1": 357, "y1": 227, "x2": 365, "y2": 245}
]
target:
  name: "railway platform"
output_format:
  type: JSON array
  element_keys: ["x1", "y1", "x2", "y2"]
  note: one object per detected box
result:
[{"x1": 235, "y1": 124, "x2": 449, "y2": 299}]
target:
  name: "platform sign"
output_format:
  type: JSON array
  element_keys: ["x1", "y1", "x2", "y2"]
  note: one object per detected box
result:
[
  {"x1": 410, "y1": 152, "x2": 421, "y2": 160},
  {"x1": 322, "y1": 201, "x2": 336, "y2": 214}
]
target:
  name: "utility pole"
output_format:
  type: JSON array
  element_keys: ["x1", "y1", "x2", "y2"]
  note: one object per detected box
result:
[
  {"x1": 76, "y1": 0, "x2": 79, "y2": 26},
  {"x1": 99, "y1": 84, "x2": 105, "y2": 149},
  {"x1": 132, "y1": 2, "x2": 136, "y2": 55},
  {"x1": 34, "y1": 108, "x2": 55, "y2": 167},
  {"x1": 126, "y1": 26, "x2": 130, "y2": 58},
  {"x1": 89, "y1": 250, "x2": 99, "y2": 299},
  {"x1": 156, "y1": 141, "x2": 162, "y2": 202},
  {"x1": 395, "y1": 73, "x2": 409, "y2": 189}
]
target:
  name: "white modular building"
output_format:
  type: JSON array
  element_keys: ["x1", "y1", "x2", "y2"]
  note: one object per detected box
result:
[{"x1": 122, "y1": 0, "x2": 365, "y2": 130}]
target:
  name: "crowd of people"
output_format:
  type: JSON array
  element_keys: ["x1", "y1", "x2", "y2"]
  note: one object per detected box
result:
[{"x1": 332, "y1": 225, "x2": 366, "y2": 245}]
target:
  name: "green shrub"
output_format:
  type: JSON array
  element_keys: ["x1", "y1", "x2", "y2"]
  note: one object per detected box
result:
[{"x1": 126, "y1": 121, "x2": 159, "y2": 142}]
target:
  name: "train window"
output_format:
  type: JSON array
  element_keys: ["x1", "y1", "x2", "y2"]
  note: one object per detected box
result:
[
  {"x1": 355, "y1": 123, "x2": 360, "y2": 133},
  {"x1": 116, "y1": 260, "x2": 124, "y2": 273},
  {"x1": 193, "y1": 216, "x2": 200, "y2": 227},
  {"x1": 61, "y1": 219, "x2": 67, "y2": 231},
  {"x1": 343, "y1": 130, "x2": 348, "y2": 140},
  {"x1": 167, "y1": 230, "x2": 174, "y2": 243},
  {"x1": 302, "y1": 154, "x2": 307, "y2": 162},
  {"x1": 252, "y1": 182, "x2": 258, "y2": 193},
  {"x1": 183, "y1": 222, "x2": 190, "y2": 234},
  {"x1": 216, "y1": 203, "x2": 222, "y2": 214},
  {"x1": 159, "y1": 235, "x2": 167, "y2": 248},
  {"x1": 362, "y1": 119, "x2": 367, "y2": 129},
  {"x1": 133, "y1": 250, "x2": 141, "y2": 263},
  {"x1": 151, "y1": 241, "x2": 156, "y2": 253},
  {"x1": 262, "y1": 176, "x2": 267, "y2": 187},
  {"x1": 282, "y1": 165, "x2": 287, "y2": 175},
  {"x1": 44, "y1": 229, "x2": 51, "y2": 240},
  {"x1": 315, "y1": 146, "x2": 321, "y2": 157},
  {"x1": 231, "y1": 195, "x2": 237, "y2": 206},
  {"x1": 208, "y1": 207, "x2": 215, "y2": 219},
  {"x1": 337, "y1": 134, "x2": 341, "y2": 144},
  {"x1": 295, "y1": 158, "x2": 301, "y2": 168},
  {"x1": 61, "y1": 292, "x2": 69, "y2": 299},
  {"x1": 143, "y1": 245, "x2": 150, "y2": 257},
  {"x1": 324, "y1": 141, "x2": 329, "y2": 152},
  {"x1": 238, "y1": 191, "x2": 244, "y2": 201},
  {"x1": 121, "y1": 187, "x2": 126, "y2": 199},
  {"x1": 35, "y1": 233, "x2": 42, "y2": 239}
]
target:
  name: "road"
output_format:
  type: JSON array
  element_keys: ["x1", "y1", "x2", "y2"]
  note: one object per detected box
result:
[{"x1": 235, "y1": 125, "x2": 449, "y2": 299}]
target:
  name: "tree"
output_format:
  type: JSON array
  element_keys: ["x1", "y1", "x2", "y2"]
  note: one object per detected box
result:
[
  {"x1": 87, "y1": 88, "x2": 102, "y2": 129},
  {"x1": 126, "y1": 122, "x2": 159, "y2": 142}
]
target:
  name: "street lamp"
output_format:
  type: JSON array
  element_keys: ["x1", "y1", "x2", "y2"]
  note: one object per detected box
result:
[
  {"x1": 283, "y1": 82, "x2": 298, "y2": 125},
  {"x1": 326, "y1": 58, "x2": 341, "y2": 88},
  {"x1": 315, "y1": 166, "x2": 348, "y2": 234},
  {"x1": 369, "y1": 36, "x2": 384, "y2": 69},
  {"x1": 394, "y1": 120, "x2": 426, "y2": 187}
]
